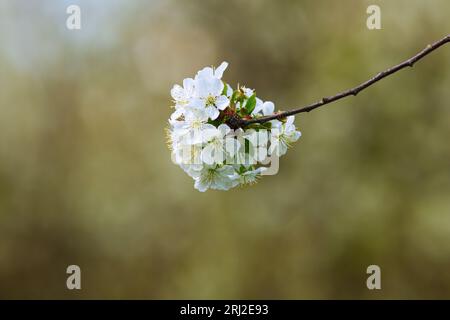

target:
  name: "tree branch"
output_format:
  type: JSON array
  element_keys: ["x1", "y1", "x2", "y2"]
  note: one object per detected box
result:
[{"x1": 240, "y1": 34, "x2": 450, "y2": 127}]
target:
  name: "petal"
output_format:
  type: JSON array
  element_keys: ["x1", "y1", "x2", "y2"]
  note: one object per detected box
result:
[
  {"x1": 243, "y1": 87, "x2": 254, "y2": 97},
  {"x1": 215, "y1": 96, "x2": 229, "y2": 110},
  {"x1": 170, "y1": 109, "x2": 184, "y2": 121},
  {"x1": 194, "y1": 178, "x2": 209, "y2": 192},
  {"x1": 201, "y1": 145, "x2": 216, "y2": 165},
  {"x1": 214, "y1": 61, "x2": 228, "y2": 79},
  {"x1": 171, "y1": 84, "x2": 184, "y2": 101},
  {"x1": 213, "y1": 147, "x2": 226, "y2": 164},
  {"x1": 286, "y1": 115, "x2": 295, "y2": 126},
  {"x1": 218, "y1": 124, "x2": 231, "y2": 136},
  {"x1": 185, "y1": 130, "x2": 203, "y2": 145},
  {"x1": 220, "y1": 165, "x2": 236, "y2": 176},
  {"x1": 269, "y1": 143, "x2": 276, "y2": 156},
  {"x1": 256, "y1": 146, "x2": 268, "y2": 161},
  {"x1": 224, "y1": 137, "x2": 238, "y2": 156},
  {"x1": 183, "y1": 77, "x2": 195, "y2": 92},
  {"x1": 187, "y1": 97, "x2": 205, "y2": 109},
  {"x1": 196, "y1": 67, "x2": 214, "y2": 79},
  {"x1": 262, "y1": 101, "x2": 275, "y2": 115},
  {"x1": 270, "y1": 119, "x2": 282, "y2": 128},
  {"x1": 292, "y1": 131, "x2": 301, "y2": 141},
  {"x1": 252, "y1": 98, "x2": 264, "y2": 114},
  {"x1": 184, "y1": 108, "x2": 203, "y2": 121},
  {"x1": 194, "y1": 78, "x2": 211, "y2": 97},
  {"x1": 201, "y1": 127, "x2": 219, "y2": 142},
  {"x1": 210, "y1": 78, "x2": 224, "y2": 95},
  {"x1": 226, "y1": 84, "x2": 233, "y2": 97},
  {"x1": 234, "y1": 139, "x2": 241, "y2": 151},
  {"x1": 279, "y1": 144, "x2": 288, "y2": 156},
  {"x1": 206, "y1": 106, "x2": 220, "y2": 120},
  {"x1": 201, "y1": 123, "x2": 218, "y2": 131},
  {"x1": 243, "y1": 129, "x2": 258, "y2": 145}
]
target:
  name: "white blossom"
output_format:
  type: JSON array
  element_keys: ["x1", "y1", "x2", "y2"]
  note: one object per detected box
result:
[
  {"x1": 186, "y1": 61, "x2": 230, "y2": 120},
  {"x1": 201, "y1": 124, "x2": 240, "y2": 165},
  {"x1": 194, "y1": 165, "x2": 238, "y2": 192},
  {"x1": 233, "y1": 167, "x2": 266, "y2": 185},
  {"x1": 171, "y1": 78, "x2": 195, "y2": 107},
  {"x1": 167, "y1": 62, "x2": 302, "y2": 191},
  {"x1": 269, "y1": 116, "x2": 302, "y2": 156}
]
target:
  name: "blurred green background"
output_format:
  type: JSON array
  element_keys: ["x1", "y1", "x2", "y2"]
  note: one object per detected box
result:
[{"x1": 0, "y1": 0, "x2": 449, "y2": 299}]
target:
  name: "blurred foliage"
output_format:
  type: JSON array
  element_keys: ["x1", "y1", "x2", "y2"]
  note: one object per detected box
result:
[{"x1": 0, "y1": 0, "x2": 449, "y2": 299}]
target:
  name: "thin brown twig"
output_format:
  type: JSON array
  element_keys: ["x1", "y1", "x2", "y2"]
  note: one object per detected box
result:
[{"x1": 238, "y1": 34, "x2": 450, "y2": 127}]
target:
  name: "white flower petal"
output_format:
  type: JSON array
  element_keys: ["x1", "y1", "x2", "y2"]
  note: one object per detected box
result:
[
  {"x1": 215, "y1": 96, "x2": 230, "y2": 110},
  {"x1": 217, "y1": 124, "x2": 231, "y2": 136},
  {"x1": 243, "y1": 87, "x2": 254, "y2": 97},
  {"x1": 252, "y1": 98, "x2": 264, "y2": 114},
  {"x1": 206, "y1": 106, "x2": 220, "y2": 120},
  {"x1": 183, "y1": 78, "x2": 195, "y2": 91},
  {"x1": 170, "y1": 109, "x2": 184, "y2": 121},
  {"x1": 187, "y1": 98, "x2": 205, "y2": 109},
  {"x1": 210, "y1": 78, "x2": 224, "y2": 96},
  {"x1": 286, "y1": 115, "x2": 295, "y2": 126},
  {"x1": 171, "y1": 84, "x2": 184, "y2": 101},
  {"x1": 201, "y1": 145, "x2": 216, "y2": 165},
  {"x1": 214, "y1": 61, "x2": 228, "y2": 79},
  {"x1": 196, "y1": 67, "x2": 214, "y2": 79},
  {"x1": 262, "y1": 101, "x2": 275, "y2": 115},
  {"x1": 194, "y1": 178, "x2": 209, "y2": 192},
  {"x1": 195, "y1": 77, "x2": 211, "y2": 97},
  {"x1": 270, "y1": 119, "x2": 282, "y2": 128},
  {"x1": 224, "y1": 137, "x2": 238, "y2": 156},
  {"x1": 219, "y1": 165, "x2": 236, "y2": 176},
  {"x1": 226, "y1": 84, "x2": 233, "y2": 97},
  {"x1": 202, "y1": 126, "x2": 219, "y2": 142}
]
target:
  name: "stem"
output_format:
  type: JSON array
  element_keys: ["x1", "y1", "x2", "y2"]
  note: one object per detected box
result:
[{"x1": 240, "y1": 34, "x2": 450, "y2": 127}]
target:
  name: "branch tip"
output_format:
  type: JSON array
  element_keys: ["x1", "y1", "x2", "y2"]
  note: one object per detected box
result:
[{"x1": 237, "y1": 35, "x2": 450, "y2": 128}]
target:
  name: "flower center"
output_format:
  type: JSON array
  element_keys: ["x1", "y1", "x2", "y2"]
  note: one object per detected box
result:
[
  {"x1": 191, "y1": 119, "x2": 202, "y2": 129},
  {"x1": 202, "y1": 168, "x2": 217, "y2": 183},
  {"x1": 205, "y1": 95, "x2": 216, "y2": 107},
  {"x1": 211, "y1": 137, "x2": 222, "y2": 148}
]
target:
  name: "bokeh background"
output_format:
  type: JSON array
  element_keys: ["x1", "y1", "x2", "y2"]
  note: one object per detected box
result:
[{"x1": 0, "y1": 0, "x2": 449, "y2": 299}]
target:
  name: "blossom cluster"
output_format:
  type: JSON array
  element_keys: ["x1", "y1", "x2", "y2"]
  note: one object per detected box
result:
[{"x1": 167, "y1": 62, "x2": 301, "y2": 192}]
